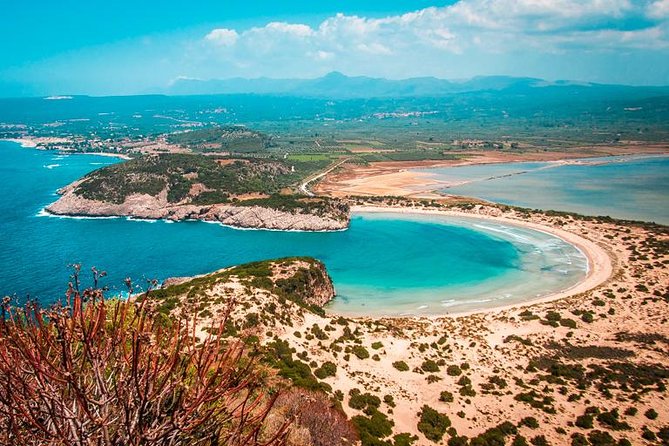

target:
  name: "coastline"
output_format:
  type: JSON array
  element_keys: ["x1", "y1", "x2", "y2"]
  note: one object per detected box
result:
[
  {"x1": 67, "y1": 151, "x2": 132, "y2": 160},
  {"x1": 348, "y1": 205, "x2": 613, "y2": 318},
  {"x1": 39, "y1": 207, "x2": 350, "y2": 233},
  {"x1": 315, "y1": 149, "x2": 669, "y2": 198},
  {"x1": 1, "y1": 138, "x2": 131, "y2": 160},
  {"x1": 1, "y1": 138, "x2": 39, "y2": 148}
]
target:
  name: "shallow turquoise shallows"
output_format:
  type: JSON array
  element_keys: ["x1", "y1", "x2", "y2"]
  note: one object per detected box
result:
[
  {"x1": 422, "y1": 155, "x2": 669, "y2": 225},
  {"x1": 0, "y1": 141, "x2": 587, "y2": 316}
]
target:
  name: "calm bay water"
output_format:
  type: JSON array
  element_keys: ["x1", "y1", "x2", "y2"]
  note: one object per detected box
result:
[
  {"x1": 0, "y1": 141, "x2": 586, "y2": 315},
  {"x1": 423, "y1": 155, "x2": 669, "y2": 225}
]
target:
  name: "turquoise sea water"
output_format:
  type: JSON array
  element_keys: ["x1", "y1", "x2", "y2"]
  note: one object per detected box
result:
[
  {"x1": 423, "y1": 156, "x2": 669, "y2": 225},
  {"x1": 0, "y1": 141, "x2": 587, "y2": 315}
]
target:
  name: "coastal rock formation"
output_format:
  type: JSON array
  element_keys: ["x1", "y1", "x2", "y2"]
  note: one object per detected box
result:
[
  {"x1": 47, "y1": 183, "x2": 349, "y2": 231},
  {"x1": 45, "y1": 153, "x2": 351, "y2": 231},
  {"x1": 150, "y1": 257, "x2": 336, "y2": 336}
]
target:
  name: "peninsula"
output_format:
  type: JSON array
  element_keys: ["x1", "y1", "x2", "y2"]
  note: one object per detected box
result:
[{"x1": 47, "y1": 153, "x2": 350, "y2": 231}]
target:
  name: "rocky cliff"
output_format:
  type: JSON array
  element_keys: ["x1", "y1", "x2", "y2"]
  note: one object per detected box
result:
[{"x1": 47, "y1": 182, "x2": 349, "y2": 231}]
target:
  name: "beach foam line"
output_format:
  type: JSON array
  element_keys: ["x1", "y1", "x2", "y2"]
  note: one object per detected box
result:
[
  {"x1": 198, "y1": 219, "x2": 349, "y2": 233},
  {"x1": 36, "y1": 208, "x2": 121, "y2": 220},
  {"x1": 125, "y1": 217, "x2": 158, "y2": 223},
  {"x1": 36, "y1": 209, "x2": 349, "y2": 233},
  {"x1": 472, "y1": 223, "x2": 537, "y2": 244}
]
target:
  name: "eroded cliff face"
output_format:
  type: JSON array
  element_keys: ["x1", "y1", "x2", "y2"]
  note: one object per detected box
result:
[
  {"x1": 271, "y1": 259, "x2": 336, "y2": 308},
  {"x1": 46, "y1": 185, "x2": 349, "y2": 231}
]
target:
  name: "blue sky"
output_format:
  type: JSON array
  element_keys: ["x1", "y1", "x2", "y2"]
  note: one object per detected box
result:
[{"x1": 1, "y1": 0, "x2": 668, "y2": 96}]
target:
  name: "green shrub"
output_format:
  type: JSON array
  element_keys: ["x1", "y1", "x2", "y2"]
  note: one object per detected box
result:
[
  {"x1": 596, "y1": 409, "x2": 630, "y2": 430},
  {"x1": 581, "y1": 312, "x2": 594, "y2": 323},
  {"x1": 575, "y1": 414, "x2": 594, "y2": 429},
  {"x1": 314, "y1": 361, "x2": 337, "y2": 379},
  {"x1": 421, "y1": 360, "x2": 440, "y2": 373},
  {"x1": 587, "y1": 430, "x2": 616, "y2": 446},
  {"x1": 439, "y1": 391, "x2": 454, "y2": 403},
  {"x1": 643, "y1": 408, "x2": 658, "y2": 420},
  {"x1": 645, "y1": 408, "x2": 658, "y2": 420},
  {"x1": 530, "y1": 435, "x2": 548, "y2": 446},
  {"x1": 623, "y1": 407, "x2": 637, "y2": 416},
  {"x1": 352, "y1": 345, "x2": 370, "y2": 360},
  {"x1": 519, "y1": 417, "x2": 539, "y2": 429},
  {"x1": 351, "y1": 410, "x2": 394, "y2": 446},
  {"x1": 642, "y1": 427, "x2": 657, "y2": 441},
  {"x1": 393, "y1": 433, "x2": 418, "y2": 446},
  {"x1": 447, "y1": 365, "x2": 462, "y2": 376},
  {"x1": 571, "y1": 433, "x2": 588, "y2": 446},
  {"x1": 348, "y1": 389, "x2": 381, "y2": 413},
  {"x1": 545, "y1": 311, "x2": 561, "y2": 322},
  {"x1": 560, "y1": 318, "x2": 578, "y2": 329},
  {"x1": 393, "y1": 361, "x2": 410, "y2": 372},
  {"x1": 417, "y1": 405, "x2": 451, "y2": 443}
]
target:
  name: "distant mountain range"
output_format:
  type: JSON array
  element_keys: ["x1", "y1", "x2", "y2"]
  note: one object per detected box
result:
[{"x1": 166, "y1": 72, "x2": 669, "y2": 99}]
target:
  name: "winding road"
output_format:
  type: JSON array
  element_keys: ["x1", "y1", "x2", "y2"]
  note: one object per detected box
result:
[{"x1": 299, "y1": 157, "x2": 351, "y2": 196}]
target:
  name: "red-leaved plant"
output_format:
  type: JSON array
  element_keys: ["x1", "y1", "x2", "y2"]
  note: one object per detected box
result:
[{"x1": 0, "y1": 266, "x2": 288, "y2": 446}]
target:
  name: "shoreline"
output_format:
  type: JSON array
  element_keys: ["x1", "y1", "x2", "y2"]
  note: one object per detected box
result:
[
  {"x1": 67, "y1": 151, "x2": 132, "y2": 160},
  {"x1": 38, "y1": 207, "x2": 350, "y2": 233},
  {"x1": 39, "y1": 201, "x2": 612, "y2": 317},
  {"x1": 344, "y1": 205, "x2": 613, "y2": 319},
  {"x1": 1, "y1": 138, "x2": 131, "y2": 160},
  {"x1": 315, "y1": 150, "x2": 669, "y2": 198}
]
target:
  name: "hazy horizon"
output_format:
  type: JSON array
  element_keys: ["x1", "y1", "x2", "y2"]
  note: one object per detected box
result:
[{"x1": 2, "y1": 0, "x2": 669, "y2": 97}]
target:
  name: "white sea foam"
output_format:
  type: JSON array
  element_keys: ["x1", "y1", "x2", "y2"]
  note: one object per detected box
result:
[
  {"x1": 125, "y1": 217, "x2": 158, "y2": 223},
  {"x1": 36, "y1": 208, "x2": 120, "y2": 220},
  {"x1": 472, "y1": 223, "x2": 535, "y2": 244}
]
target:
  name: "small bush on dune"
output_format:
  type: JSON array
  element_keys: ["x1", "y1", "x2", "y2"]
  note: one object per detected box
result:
[
  {"x1": 417, "y1": 405, "x2": 451, "y2": 442},
  {"x1": 393, "y1": 361, "x2": 410, "y2": 371}
]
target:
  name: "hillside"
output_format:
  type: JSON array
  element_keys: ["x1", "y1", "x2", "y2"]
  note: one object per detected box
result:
[
  {"x1": 143, "y1": 204, "x2": 669, "y2": 446},
  {"x1": 46, "y1": 153, "x2": 350, "y2": 231},
  {"x1": 0, "y1": 256, "x2": 359, "y2": 446},
  {"x1": 167, "y1": 72, "x2": 669, "y2": 99},
  {"x1": 167, "y1": 126, "x2": 275, "y2": 153}
]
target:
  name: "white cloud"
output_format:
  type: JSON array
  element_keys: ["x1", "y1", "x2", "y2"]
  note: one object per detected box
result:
[
  {"x1": 204, "y1": 28, "x2": 238, "y2": 46},
  {"x1": 263, "y1": 22, "x2": 314, "y2": 37},
  {"x1": 197, "y1": 0, "x2": 669, "y2": 81},
  {"x1": 648, "y1": 0, "x2": 669, "y2": 19},
  {"x1": 356, "y1": 43, "x2": 392, "y2": 55},
  {"x1": 309, "y1": 50, "x2": 335, "y2": 61}
]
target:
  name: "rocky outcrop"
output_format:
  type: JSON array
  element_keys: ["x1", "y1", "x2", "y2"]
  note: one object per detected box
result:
[
  {"x1": 273, "y1": 259, "x2": 336, "y2": 308},
  {"x1": 152, "y1": 257, "x2": 336, "y2": 336},
  {"x1": 47, "y1": 185, "x2": 349, "y2": 232}
]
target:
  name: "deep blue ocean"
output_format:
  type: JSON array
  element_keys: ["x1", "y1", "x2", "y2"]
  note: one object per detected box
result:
[{"x1": 0, "y1": 141, "x2": 587, "y2": 315}]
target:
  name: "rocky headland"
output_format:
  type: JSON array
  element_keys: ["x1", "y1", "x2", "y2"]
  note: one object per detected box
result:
[{"x1": 45, "y1": 153, "x2": 350, "y2": 231}]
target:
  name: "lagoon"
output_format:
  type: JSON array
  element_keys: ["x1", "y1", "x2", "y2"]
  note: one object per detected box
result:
[
  {"x1": 422, "y1": 155, "x2": 669, "y2": 225},
  {"x1": 0, "y1": 141, "x2": 587, "y2": 315}
]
